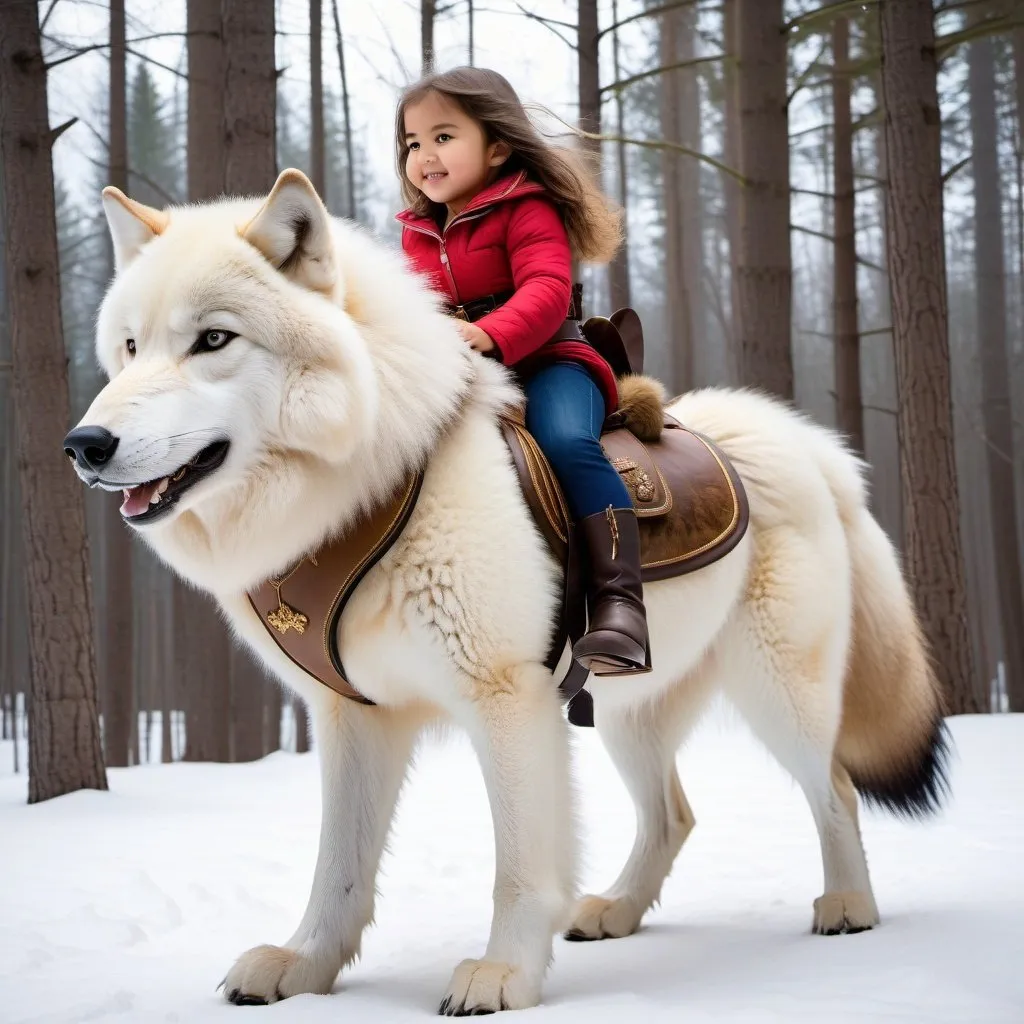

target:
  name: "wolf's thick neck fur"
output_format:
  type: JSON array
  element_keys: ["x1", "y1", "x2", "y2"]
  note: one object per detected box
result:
[{"x1": 143, "y1": 207, "x2": 520, "y2": 597}]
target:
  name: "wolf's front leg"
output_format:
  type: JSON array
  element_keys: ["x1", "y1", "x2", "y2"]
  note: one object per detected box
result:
[
  {"x1": 223, "y1": 699, "x2": 423, "y2": 1005},
  {"x1": 440, "y1": 664, "x2": 577, "y2": 1015}
]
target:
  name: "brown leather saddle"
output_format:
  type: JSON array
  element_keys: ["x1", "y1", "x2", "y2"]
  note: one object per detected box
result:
[{"x1": 247, "y1": 311, "x2": 750, "y2": 726}]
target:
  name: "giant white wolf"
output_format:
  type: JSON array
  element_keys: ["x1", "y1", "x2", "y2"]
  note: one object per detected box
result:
[{"x1": 64, "y1": 169, "x2": 949, "y2": 1015}]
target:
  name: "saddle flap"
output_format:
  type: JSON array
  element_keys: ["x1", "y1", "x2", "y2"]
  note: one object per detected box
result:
[{"x1": 601, "y1": 427, "x2": 672, "y2": 518}]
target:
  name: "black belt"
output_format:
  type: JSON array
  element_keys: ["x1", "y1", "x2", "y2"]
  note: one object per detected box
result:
[{"x1": 448, "y1": 282, "x2": 584, "y2": 324}]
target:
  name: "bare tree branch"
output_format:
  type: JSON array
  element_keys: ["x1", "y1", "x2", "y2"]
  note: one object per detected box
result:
[
  {"x1": 942, "y1": 155, "x2": 973, "y2": 183},
  {"x1": 784, "y1": 0, "x2": 879, "y2": 36},
  {"x1": 791, "y1": 222, "x2": 885, "y2": 272},
  {"x1": 787, "y1": 34, "x2": 830, "y2": 106},
  {"x1": 597, "y1": 0, "x2": 702, "y2": 40},
  {"x1": 49, "y1": 117, "x2": 77, "y2": 145},
  {"x1": 513, "y1": 2, "x2": 577, "y2": 49},
  {"x1": 513, "y1": 3, "x2": 576, "y2": 31},
  {"x1": 937, "y1": 15, "x2": 1023, "y2": 56},
  {"x1": 39, "y1": 0, "x2": 61, "y2": 33},
  {"x1": 601, "y1": 53, "x2": 727, "y2": 96},
  {"x1": 126, "y1": 47, "x2": 188, "y2": 80},
  {"x1": 43, "y1": 31, "x2": 192, "y2": 70}
]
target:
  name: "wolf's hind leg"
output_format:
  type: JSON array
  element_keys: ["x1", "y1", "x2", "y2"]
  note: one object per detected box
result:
[
  {"x1": 565, "y1": 672, "x2": 713, "y2": 941},
  {"x1": 222, "y1": 698, "x2": 423, "y2": 1004},
  {"x1": 722, "y1": 574, "x2": 879, "y2": 935}
]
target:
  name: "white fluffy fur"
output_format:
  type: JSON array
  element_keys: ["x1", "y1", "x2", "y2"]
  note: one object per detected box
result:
[{"x1": 73, "y1": 172, "x2": 941, "y2": 1013}]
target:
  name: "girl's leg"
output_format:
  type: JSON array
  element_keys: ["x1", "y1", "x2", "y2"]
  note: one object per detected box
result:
[{"x1": 524, "y1": 364, "x2": 651, "y2": 674}]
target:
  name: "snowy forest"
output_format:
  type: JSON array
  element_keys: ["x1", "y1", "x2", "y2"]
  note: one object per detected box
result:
[{"x1": 1, "y1": 0, "x2": 1023, "y2": 1019}]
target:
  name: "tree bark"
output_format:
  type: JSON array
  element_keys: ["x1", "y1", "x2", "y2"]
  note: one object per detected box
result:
[
  {"x1": 223, "y1": 0, "x2": 277, "y2": 196},
  {"x1": 832, "y1": 12, "x2": 864, "y2": 455},
  {"x1": 733, "y1": 0, "x2": 793, "y2": 400},
  {"x1": 175, "y1": 583, "x2": 231, "y2": 762},
  {"x1": 309, "y1": 0, "x2": 326, "y2": 196},
  {"x1": 294, "y1": 697, "x2": 310, "y2": 753},
  {"x1": 659, "y1": 2, "x2": 703, "y2": 393},
  {"x1": 231, "y1": 645, "x2": 267, "y2": 763},
  {"x1": 722, "y1": 0, "x2": 740, "y2": 381},
  {"x1": 0, "y1": 0, "x2": 108, "y2": 801},
  {"x1": 879, "y1": 0, "x2": 979, "y2": 715},
  {"x1": 331, "y1": 0, "x2": 357, "y2": 220},
  {"x1": 187, "y1": 0, "x2": 225, "y2": 200},
  {"x1": 179, "y1": 0, "x2": 235, "y2": 762},
  {"x1": 608, "y1": 0, "x2": 631, "y2": 312},
  {"x1": 421, "y1": 0, "x2": 436, "y2": 76},
  {"x1": 968, "y1": 19, "x2": 1024, "y2": 712},
  {"x1": 96, "y1": 0, "x2": 136, "y2": 770}
]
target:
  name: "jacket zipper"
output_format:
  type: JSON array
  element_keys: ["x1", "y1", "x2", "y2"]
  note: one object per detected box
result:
[{"x1": 399, "y1": 171, "x2": 529, "y2": 303}]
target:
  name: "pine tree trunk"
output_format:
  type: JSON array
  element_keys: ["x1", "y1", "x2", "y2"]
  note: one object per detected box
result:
[
  {"x1": 187, "y1": 0, "x2": 225, "y2": 200},
  {"x1": 577, "y1": 0, "x2": 602, "y2": 293},
  {"x1": 659, "y1": 2, "x2": 703, "y2": 393},
  {"x1": 421, "y1": 0, "x2": 436, "y2": 76},
  {"x1": 331, "y1": 0, "x2": 357, "y2": 220},
  {"x1": 879, "y1": 0, "x2": 979, "y2": 715},
  {"x1": 98, "y1": 0, "x2": 136, "y2": 769},
  {"x1": 309, "y1": 0, "x2": 326, "y2": 197},
  {"x1": 832, "y1": 13, "x2": 863, "y2": 455},
  {"x1": 733, "y1": 0, "x2": 793, "y2": 400},
  {"x1": 175, "y1": 583, "x2": 231, "y2": 762},
  {"x1": 294, "y1": 697, "x2": 310, "y2": 753},
  {"x1": 231, "y1": 645, "x2": 266, "y2": 762},
  {"x1": 968, "y1": 22, "x2": 1024, "y2": 713},
  {"x1": 722, "y1": 0, "x2": 740, "y2": 380},
  {"x1": 223, "y1": 0, "x2": 277, "y2": 196},
  {"x1": 608, "y1": 0, "x2": 631, "y2": 312},
  {"x1": 180, "y1": 0, "x2": 235, "y2": 760},
  {"x1": 468, "y1": 0, "x2": 475, "y2": 65},
  {"x1": 577, "y1": 0, "x2": 601, "y2": 174},
  {"x1": 0, "y1": 0, "x2": 108, "y2": 801}
]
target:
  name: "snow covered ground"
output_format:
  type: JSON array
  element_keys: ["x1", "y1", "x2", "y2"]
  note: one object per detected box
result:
[{"x1": 2, "y1": 706, "x2": 1022, "y2": 1023}]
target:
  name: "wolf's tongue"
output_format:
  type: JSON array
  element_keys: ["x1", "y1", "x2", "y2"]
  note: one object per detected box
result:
[{"x1": 120, "y1": 481, "x2": 162, "y2": 518}]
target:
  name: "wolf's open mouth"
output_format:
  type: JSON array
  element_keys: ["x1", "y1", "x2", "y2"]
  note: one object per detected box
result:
[{"x1": 120, "y1": 440, "x2": 230, "y2": 524}]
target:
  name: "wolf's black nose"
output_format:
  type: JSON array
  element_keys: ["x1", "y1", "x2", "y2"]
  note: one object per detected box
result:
[{"x1": 63, "y1": 426, "x2": 119, "y2": 472}]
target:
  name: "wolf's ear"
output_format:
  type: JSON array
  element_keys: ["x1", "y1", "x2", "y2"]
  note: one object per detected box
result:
[
  {"x1": 242, "y1": 169, "x2": 335, "y2": 292},
  {"x1": 102, "y1": 187, "x2": 169, "y2": 269}
]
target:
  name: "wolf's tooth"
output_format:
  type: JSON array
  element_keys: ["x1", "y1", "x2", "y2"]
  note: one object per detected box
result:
[
  {"x1": 149, "y1": 490, "x2": 162, "y2": 505},
  {"x1": 157, "y1": 477, "x2": 170, "y2": 494},
  {"x1": 123, "y1": 488, "x2": 130, "y2": 500},
  {"x1": 172, "y1": 466, "x2": 187, "y2": 482}
]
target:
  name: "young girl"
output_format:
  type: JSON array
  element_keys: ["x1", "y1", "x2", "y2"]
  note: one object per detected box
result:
[{"x1": 395, "y1": 66, "x2": 651, "y2": 677}]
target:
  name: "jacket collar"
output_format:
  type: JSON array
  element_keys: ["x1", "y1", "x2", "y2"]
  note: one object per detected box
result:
[{"x1": 396, "y1": 170, "x2": 545, "y2": 232}]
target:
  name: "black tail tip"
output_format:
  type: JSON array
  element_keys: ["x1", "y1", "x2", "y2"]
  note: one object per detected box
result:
[{"x1": 851, "y1": 716, "x2": 953, "y2": 820}]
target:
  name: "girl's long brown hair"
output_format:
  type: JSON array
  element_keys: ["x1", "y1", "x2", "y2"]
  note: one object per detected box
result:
[{"x1": 395, "y1": 66, "x2": 622, "y2": 264}]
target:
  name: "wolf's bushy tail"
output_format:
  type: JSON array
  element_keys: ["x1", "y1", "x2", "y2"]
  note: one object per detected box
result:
[{"x1": 834, "y1": 496, "x2": 951, "y2": 818}]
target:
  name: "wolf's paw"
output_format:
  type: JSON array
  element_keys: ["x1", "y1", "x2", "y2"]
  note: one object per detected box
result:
[
  {"x1": 437, "y1": 958, "x2": 540, "y2": 1015},
  {"x1": 562, "y1": 894, "x2": 643, "y2": 941},
  {"x1": 812, "y1": 891, "x2": 879, "y2": 935},
  {"x1": 221, "y1": 943, "x2": 338, "y2": 1004}
]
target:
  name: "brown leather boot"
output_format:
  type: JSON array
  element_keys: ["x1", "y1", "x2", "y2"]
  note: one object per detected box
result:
[{"x1": 572, "y1": 506, "x2": 651, "y2": 675}]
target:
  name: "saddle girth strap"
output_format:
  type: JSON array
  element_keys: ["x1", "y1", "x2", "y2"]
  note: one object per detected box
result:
[{"x1": 246, "y1": 473, "x2": 424, "y2": 704}]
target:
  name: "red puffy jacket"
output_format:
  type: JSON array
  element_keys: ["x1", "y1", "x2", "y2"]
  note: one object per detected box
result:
[{"x1": 396, "y1": 170, "x2": 618, "y2": 414}]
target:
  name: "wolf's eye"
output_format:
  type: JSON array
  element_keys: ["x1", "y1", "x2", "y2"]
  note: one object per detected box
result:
[
  {"x1": 190, "y1": 329, "x2": 237, "y2": 355},
  {"x1": 126, "y1": 339, "x2": 136, "y2": 356}
]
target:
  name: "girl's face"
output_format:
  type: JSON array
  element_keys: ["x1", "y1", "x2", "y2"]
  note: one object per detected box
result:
[{"x1": 403, "y1": 90, "x2": 509, "y2": 216}]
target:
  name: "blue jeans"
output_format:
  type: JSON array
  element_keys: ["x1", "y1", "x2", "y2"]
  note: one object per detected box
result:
[{"x1": 524, "y1": 363, "x2": 632, "y2": 520}]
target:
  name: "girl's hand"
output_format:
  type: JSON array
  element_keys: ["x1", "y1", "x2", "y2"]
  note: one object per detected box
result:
[{"x1": 454, "y1": 319, "x2": 496, "y2": 354}]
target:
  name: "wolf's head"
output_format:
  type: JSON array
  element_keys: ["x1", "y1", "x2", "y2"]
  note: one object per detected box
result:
[
  {"x1": 64, "y1": 169, "x2": 380, "y2": 530},
  {"x1": 63, "y1": 169, "x2": 483, "y2": 593}
]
